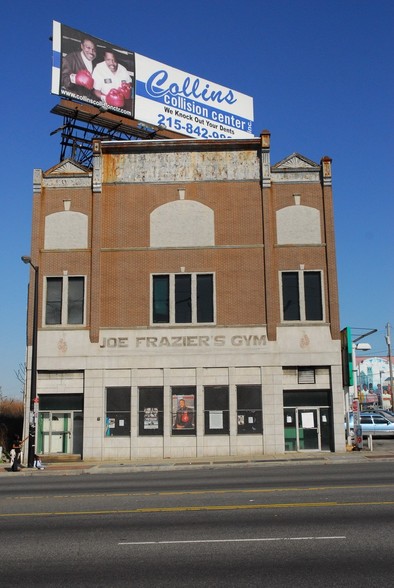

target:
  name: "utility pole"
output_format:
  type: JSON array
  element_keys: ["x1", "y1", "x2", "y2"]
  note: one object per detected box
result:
[
  {"x1": 21, "y1": 256, "x2": 39, "y2": 468},
  {"x1": 342, "y1": 327, "x2": 377, "y2": 449},
  {"x1": 386, "y1": 323, "x2": 393, "y2": 407}
]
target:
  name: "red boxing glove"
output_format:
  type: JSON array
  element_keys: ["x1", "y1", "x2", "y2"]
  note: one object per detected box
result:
[
  {"x1": 75, "y1": 70, "x2": 94, "y2": 90},
  {"x1": 106, "y1": 88, "x2": 125, "y2": 107},
  {"x1": 119, "y1": 81, "x2": 132, "y2": 99}
]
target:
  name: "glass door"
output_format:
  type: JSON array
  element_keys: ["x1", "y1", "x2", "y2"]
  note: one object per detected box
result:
[
  {"x1": 297, "y1": 408, "x2": 319, "y2": 450},
  {"x1": 37, "y1": 411, "x2": 73, "y2": 454},
  {"x1": 51, "y1": 412, "x2": 71, "y2": 453}
]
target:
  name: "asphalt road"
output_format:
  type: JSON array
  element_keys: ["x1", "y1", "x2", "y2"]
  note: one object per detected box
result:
[{"x1": 1, "y1": 461, "x2": 394, "y2": 586}]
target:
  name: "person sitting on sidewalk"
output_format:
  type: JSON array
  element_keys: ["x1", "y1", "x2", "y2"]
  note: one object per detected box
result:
[{"x1": 33, "y1": 454, "x2": 45, "y2": 470}]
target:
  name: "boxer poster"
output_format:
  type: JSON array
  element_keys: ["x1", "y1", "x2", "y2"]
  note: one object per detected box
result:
[{"x1": 172, "y1": 394, "x2": 195, "y2": 431}]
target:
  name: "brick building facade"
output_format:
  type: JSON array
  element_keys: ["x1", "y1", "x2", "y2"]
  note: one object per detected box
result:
[{"x1": 23, "y1": 131, "x2": 345, "y2": 460}]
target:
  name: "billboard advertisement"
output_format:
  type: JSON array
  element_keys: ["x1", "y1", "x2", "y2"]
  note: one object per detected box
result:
[
  {"x1": 52, "y1": 22, "x2": 135, "y2": 118},
  {"x1": 51, "y1": 22, "x2": 254, "y2": 139}
]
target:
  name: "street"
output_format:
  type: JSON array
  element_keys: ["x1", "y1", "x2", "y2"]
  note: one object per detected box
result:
[{"x1": 1, "y1": 460, "x2": 394, "y2": 586}]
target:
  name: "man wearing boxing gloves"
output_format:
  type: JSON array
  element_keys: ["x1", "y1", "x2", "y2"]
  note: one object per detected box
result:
[
  {"x1": 61, "y1": 37, "x2": 97, "y2": 98},
  {"x1": 92, "y1": 50, "x2": 133, "y2": 108}
]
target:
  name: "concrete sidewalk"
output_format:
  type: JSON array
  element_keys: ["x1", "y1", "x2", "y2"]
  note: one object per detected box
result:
[{"x1": 2, "y1": 449, "x2": 394, "y2": 476}]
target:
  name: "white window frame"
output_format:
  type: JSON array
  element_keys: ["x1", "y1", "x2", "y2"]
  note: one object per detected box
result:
[
  {"x1": 151, "y1": 272, "x2": 216, "y2": 325},
  {"x1": 44, "y1": 273, "x2": 86, "y2": 326},
  {"x1": 280, "y1": 270, "x2": 325, "y2": 322}
]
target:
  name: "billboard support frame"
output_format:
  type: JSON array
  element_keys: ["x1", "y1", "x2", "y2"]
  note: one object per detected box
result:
[{"x1": 51, "y1": 99, "x2": 183, "y2": 167}]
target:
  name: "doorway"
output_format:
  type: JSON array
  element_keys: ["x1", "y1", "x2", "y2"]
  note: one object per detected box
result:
[
  {"x1": 35, "y1": 393, "x2": 84, "y2": 456},
  {"x1": 37, "y1": 411, "x2": 83, "y2": 455},
  {"x1": 284, "y1": 407, "x2": 331, "y2": 451}
]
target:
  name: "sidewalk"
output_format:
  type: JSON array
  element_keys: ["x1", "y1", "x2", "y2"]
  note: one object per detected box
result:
[{"x1": 2, "y1": 448, "x2": 394, "y2": 476}]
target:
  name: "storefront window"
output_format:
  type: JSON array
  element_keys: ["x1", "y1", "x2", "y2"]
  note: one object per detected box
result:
[
  {"x1": 204, "y1": 386, "x2": 229, "y2": 435},
  {"x1": 237, "y1": 385, "x2": 262, "y2": 434},
  {"x1": 105, "y1": 387, "x2": 131, "y2": 437},
  {"x1": 139, "y1": 387, "x2": 163, "y2": 436}
]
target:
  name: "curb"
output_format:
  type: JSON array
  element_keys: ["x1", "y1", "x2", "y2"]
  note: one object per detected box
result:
[{"x1": 3, "y1": 450, "x2": 391, "y2": 477}]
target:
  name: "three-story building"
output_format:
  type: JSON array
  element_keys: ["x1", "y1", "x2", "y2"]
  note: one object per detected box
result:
[{"x1": 23, "y1": 131, "x2": 344, "y2": 460}]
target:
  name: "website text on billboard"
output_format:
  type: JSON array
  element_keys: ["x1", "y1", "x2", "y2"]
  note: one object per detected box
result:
[{"x1": 52, "y1": 22, "x2": 254, "y2": 140}]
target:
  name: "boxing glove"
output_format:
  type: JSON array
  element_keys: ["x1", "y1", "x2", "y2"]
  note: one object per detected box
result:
[
  {"x1": 106, "y1": 88, "x2": 125, "y2": 107},
  {"x1": 75, "y1": 70, "x2": 94, "y2": 90},
  {"x1": 119, "y1": 81, "x2": 132, "y2": 99}
]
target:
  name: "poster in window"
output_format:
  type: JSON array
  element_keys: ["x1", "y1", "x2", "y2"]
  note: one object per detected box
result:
[
  {"x1": 105, "y1": 416, "x2": 115, "y2": 436},
  {"x1": 209, "y1": 410, "x2": 223, "y2": 430},
  {"x1": 301, "y1": 412, "x2": 315, "y2": 429},
  {"x1": 172, "y1": 395, "x2": 195, "y2": 430},
  {"x1": 144, "y1": 407, "x2": 159, "y2": 430}
]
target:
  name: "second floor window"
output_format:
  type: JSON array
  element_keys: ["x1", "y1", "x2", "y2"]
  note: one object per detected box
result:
[
  {"x1": 281, "y1": 271, "x2": 323, "y2": 321},
  {"x1": 45, "y1": 276, "x2": 85, "y2": 325},
  {"x1": 152, "y1": 273, "x2": 214, "y2": 324}
]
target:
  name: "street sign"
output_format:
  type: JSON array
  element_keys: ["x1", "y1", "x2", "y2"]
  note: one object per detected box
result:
[{"x1": 352, "y1": 399, "x2": 363, "y2": 450}]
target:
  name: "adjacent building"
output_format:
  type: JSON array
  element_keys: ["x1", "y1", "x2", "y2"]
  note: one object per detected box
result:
[{"x1": 22, "y1": 131, "x2": 345, "y2": 460}]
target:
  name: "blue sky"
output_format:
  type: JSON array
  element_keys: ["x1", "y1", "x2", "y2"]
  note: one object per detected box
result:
[{"x1": 1, "y1": 0, "x2": 393, "y2": 398}]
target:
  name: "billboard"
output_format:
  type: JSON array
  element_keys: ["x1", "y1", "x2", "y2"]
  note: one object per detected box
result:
[{"x1": 51, "y1": 22, "x2": 254, "y2": 139}]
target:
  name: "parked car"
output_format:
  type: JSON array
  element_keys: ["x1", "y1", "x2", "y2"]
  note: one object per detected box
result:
[
  {"x1": 363, "y1": 408, "x2": 394, "y2": 422},
  {"x1": 347, "y1": 412, "x2": 394, "y2": 437}
]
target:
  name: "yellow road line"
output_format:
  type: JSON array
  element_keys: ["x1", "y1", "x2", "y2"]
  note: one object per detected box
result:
[
  {"x1": 7, "y1": 483, "x2": 394, "y2": 502},
  {"x1": 1, "y1": 500, "x2": 394, "y2": 518}
]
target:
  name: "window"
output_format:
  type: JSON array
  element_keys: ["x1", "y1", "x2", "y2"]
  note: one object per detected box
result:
[
  {"x1": 152, "y1": 273, "x2": 214, "y2": 324},
  {"x1": 38, "y1": 394, "x2": 83, "y2": 411},
  {"x1": 283, "y1": 390, "x2": 331, "y2": 407},
  {"x1": 281, "y1": 271, "x2": 323, "y2": 321},
  {"x1": 68, "y1": 277, "x2": 84, "y2": 324},
  {"x1": 45, "y1": 276, "x2": 85, "y2": 325},
  {"x1": 298, "y1": 368, "x2": 316, "y2": 384},
  {"x1": 46, "y1": 277, "x2": 62, "y2": 324},
  {"x1": 372, "y1": 416, "x2": 388, "y2": 425},
  {"x1": 105, "y1": 387, "x2": 131, "y2": 437},
  {"x1": 204, "y1": 386, "x2": 229, "y2": 435},
  {"x1": 139, "y1": 387, "x2": 163, "y2": 436},
  {"x1": 284, "y1": 408, "x2": 297, "y2": 451},
  {"x1": 152, "y1": 275, "x2": 169, "y2": 323},
  {"x1": 237, "y1": 385, "x2": 262, "y2": 434},
  {"x1": 171, "y1": 387, "x2": 196, "y2": 435}
]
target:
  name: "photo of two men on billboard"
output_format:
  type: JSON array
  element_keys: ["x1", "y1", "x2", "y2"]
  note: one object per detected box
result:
[{"x1": 60, "y1": 25, "x2": 135, "y2": 117}]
